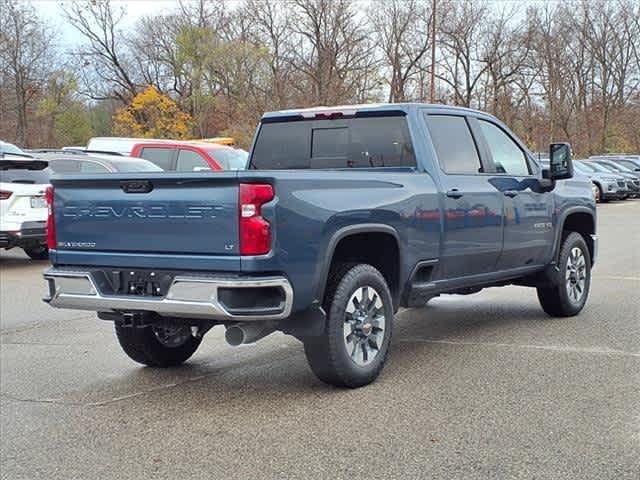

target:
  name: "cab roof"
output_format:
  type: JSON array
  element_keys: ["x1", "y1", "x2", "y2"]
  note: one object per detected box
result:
[{"x1": 261, "y1": 103, "x2": 489, "y2": 120}]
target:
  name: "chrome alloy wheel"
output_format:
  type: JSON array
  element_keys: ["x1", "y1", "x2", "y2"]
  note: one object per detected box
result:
[
  {"x1": 152, "y1": 325, "x2": 192, "y2": 348},
  {"x1": 565, "y1": 246, "x2": 587, "y2": 303},
  {"x1": 343, "y1": 286, "x2": 386, "y2": 366}
]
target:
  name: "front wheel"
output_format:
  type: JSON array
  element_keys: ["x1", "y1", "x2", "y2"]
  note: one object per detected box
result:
[
  {"x1": 303, "y1": 264, "x2": 394, "y2": 388},
  {"x1": 537, "y1": 232, "x2": 591, "y2": 317},
  {"x1": 115, "y1": 324, "x2": 202, "y2": 367}
]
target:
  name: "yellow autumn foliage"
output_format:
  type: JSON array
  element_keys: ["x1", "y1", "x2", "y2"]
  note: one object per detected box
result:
[{"x1": 112, "y1": 86, "x2": 194, "y2": 139}]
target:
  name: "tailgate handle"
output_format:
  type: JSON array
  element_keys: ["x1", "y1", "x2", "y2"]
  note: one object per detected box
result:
[{"x1": 120, "y1": 180, "x2": 153, "y2": 194}]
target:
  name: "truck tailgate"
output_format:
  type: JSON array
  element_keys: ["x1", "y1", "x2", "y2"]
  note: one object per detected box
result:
[{"x1": 51, "y1": 173, "x2": 240, "y2": 266}]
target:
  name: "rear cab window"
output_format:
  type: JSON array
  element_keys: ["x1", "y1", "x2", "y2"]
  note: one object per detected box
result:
[{"x1": 250, "y1": 114, "x2": 416, "y2": 169}]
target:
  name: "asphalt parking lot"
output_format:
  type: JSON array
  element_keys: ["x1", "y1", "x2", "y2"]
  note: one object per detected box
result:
[{"x1": 1, "y1": 200, "x2": 639, "y2": 480}]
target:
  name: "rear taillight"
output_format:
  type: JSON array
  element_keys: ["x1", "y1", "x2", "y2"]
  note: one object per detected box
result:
[
  {"x1": 239, "y1": 183, "x2": 274, "y2": 255},
  {"x1": 45, "y1": 186, "x2": 56, "y2": 249},
  {"x1": 0, "y1": 190, "x2": 12, "y2": 200}
]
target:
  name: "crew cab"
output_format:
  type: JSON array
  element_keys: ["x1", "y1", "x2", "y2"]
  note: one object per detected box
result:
[
  {"x1": 130, "y1": 140, "x2": 247, "y2": 171},
  {"x1": 43, "y1": 104, "x2": 596, "y2": 388}
]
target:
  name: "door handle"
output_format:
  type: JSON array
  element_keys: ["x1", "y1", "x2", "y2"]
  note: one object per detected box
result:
[
  {"x1": 120, "y1": 180, "x2": 153, "y2": 194},
  {"x1": 446, "y1": 189, "x2": 463, "y2": 199},
  {"x1": 503, "y1": 190, "x2": 519, "y2": 198}
]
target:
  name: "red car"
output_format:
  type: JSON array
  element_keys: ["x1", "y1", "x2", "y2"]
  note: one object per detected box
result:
[{"x1": 130, "y1": 141, "x2": 247, "y2": 171}]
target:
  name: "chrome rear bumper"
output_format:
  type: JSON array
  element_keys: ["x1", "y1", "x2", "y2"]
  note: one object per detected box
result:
[{"x1": 43, "y1": 269, "x2": 293, "y2": 321}]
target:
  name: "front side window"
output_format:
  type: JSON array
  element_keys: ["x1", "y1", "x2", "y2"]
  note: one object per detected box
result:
[
  {"x1": 210, "y1": 148, "x2": 247, "y2": 170},
  {"x1": 478, "y1": 120, "x2": 530, "y2": 176},
  {"x1": 176, "y1": 149, "x2": 211, "y2": 171},
  {"x1": 426, "y1": 115, "x2": 482, "y2": 175}
]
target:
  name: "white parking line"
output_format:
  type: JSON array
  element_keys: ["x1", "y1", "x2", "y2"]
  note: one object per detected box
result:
[
  {"x1": 593, "y1": 275, "x2": 640, "y2": 281},
  {"x1": 399, "y1": 338, "x2": 640, "y2": 358}
]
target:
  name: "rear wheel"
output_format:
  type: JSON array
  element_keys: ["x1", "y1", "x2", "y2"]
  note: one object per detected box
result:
[
  {"x1": 303, "y1": 264, "x2": 393, "y2": 388},
  {"x1": 537, "y1": 232, "x2": 591, "y2": 317},
  {"x1": 23, "y1": 245, "x2": 49, "y2": 260},
  {"x1": 115, "y1": 324, "x2": 201, "y2": 367}
]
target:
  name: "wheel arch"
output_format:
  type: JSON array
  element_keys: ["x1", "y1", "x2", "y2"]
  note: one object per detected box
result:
[
  {"x1": 317, "y1": 224, "x2": 403, "y2": 308},
  {"x1": 554, "y1": 207, "x2": 596, "y2": 264}
]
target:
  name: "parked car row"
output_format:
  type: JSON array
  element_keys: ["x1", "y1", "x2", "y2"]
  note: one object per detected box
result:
[
  {"x1": 576, "y1": 156, "x2": 640, "y2": 202},
  {"x1": 1, "y1": 136, "x2": 249, "y2": 259},
  {"x1": 83, "y1": 137, "x2": 248, "y2": 171}
]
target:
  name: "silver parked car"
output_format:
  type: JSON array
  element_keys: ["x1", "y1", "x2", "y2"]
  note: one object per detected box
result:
[
  {"x1": 574, "y1": 160, "x2": 628, "y2": 202},
  {"x1": 34, "y1": 152, "x2": 164, "y2": 174},
  {"x1": 587, "y1": 159, "x2": 640, "y2": 197}
]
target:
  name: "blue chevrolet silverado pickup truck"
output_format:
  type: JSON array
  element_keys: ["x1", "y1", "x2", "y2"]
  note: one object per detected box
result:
[{"x1": 44, "y1": 103, "x2": 596, "y2": 388}]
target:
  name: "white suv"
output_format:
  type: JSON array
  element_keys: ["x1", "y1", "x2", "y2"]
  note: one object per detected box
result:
[{"x1": 0, "y1": 155, "x2": 50, "y2": 260}]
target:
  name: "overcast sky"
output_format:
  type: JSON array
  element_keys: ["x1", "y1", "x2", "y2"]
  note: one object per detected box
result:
[
  {"x1": 32, "y1": 0, "x2": 178, "y2": 49},
  {"x1": 32, "y1": 0, "x2": 556, "y2": 50}
]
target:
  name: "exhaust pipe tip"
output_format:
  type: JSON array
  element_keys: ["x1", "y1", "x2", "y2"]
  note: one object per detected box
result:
[
  {"x1": 225, "y1": 325, "x2": 245, "y2": 347},
  {"x1": 225, "y1": 322, "x2": 276, "y2": 346}
]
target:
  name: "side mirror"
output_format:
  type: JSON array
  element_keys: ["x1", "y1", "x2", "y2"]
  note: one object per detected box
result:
[{"x1": 549, "y1": 142, "x2": 573, "y2": 180}]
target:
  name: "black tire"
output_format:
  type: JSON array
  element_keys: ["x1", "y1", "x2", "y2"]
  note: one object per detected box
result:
[
  {"x1": 115, "y1": 324, "x2": 201, "y2": 367},
  {"x1": 537, "y1": 232, "x2": 591, "y2": 317},
  {"x1": 23, "y1": 246, "x2": 49, "y2": 260},
  {"x1": 303, "y1": 263, "x2": 394, "y2": 388},
  {"x1": 595, "y1": 183, "x2": 609, "y2": 203},
  {"x1": 593, "y1": 183, "x2": 601, "y2": 203}
]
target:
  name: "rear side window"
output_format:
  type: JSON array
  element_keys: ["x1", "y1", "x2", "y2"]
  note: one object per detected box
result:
[
  {"x1": 426, "y1": 115, "x2": 482, "y2": 174},
  {"x1": 79, "y1": 161, "x2": 109, "y2": 173},
  {"x1": 478, "y1": 120, "x2": 530, "y2": 176},
  {"x1": 139, "y1": 147, "x2": 174, "y2": 170},
  {"x1": 176, "y1": 149, "x2": 211, "y2": 171},
  {"x1": 251, "y1": 116, "x2": 416, "y2": 169},
  {"x1": 48, "y1": 159, "x2": 81, "y2": 173}
]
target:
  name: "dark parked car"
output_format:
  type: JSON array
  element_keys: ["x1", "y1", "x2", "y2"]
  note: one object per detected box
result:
[{"x1": 44, "y1": 103, "x2": 596, "y2": 388}]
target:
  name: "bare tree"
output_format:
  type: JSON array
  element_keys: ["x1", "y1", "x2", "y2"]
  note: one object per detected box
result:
[
  {"x1": 0, "y1": 0, "x2": 56, "y2": 146},
  {"x1": 62, "y1": 0, "x2": 137, "y2": 102},
  {"x1": 242, "y1": 0, "x2": 297, "y2": 109},
  {"x1": 290, "y1": 0, "x2": 378, "y2": 106},
  {"x1": 436, "y1": 0, "x2": 491, "y2": 107},
  {"x1": 369, "y1": 0, "x2": 432, "y2": 102}
]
